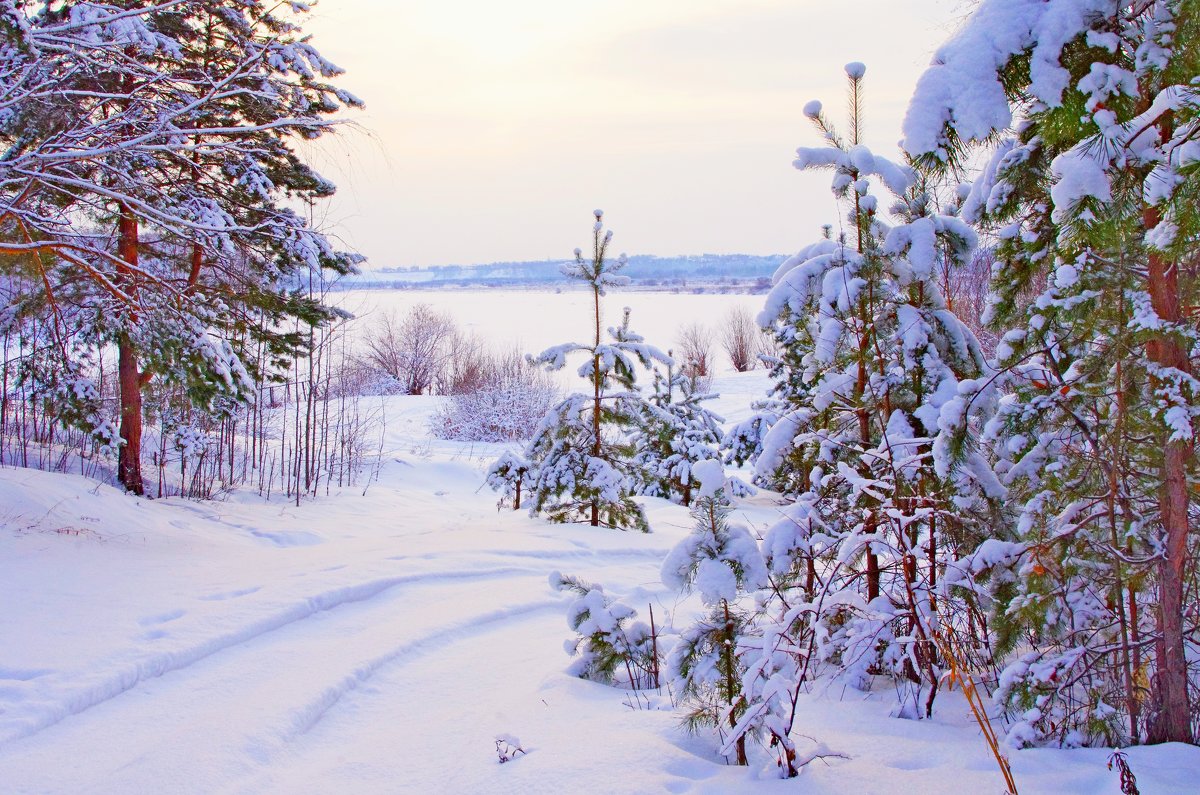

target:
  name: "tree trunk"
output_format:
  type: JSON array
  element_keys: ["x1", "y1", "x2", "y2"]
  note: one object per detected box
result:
[
  {"x1": 590, "y1": 282, "x2": 602, "y2": 527},
  {"x1": 187, "y1": 241, "x2": 203, "y2": 294},
  {"x1": 864, "y1": 513, "x2": 880, "y2": 601},
  {"x1": 1144, "y1": 203, "x2": 1194, "y2": 745},
  {"x1": 116, "y1": 203, "x2": 145, "y2": 495},
  {"x1": 723, "y1": 599, "x2": 748, "y2": 765}
]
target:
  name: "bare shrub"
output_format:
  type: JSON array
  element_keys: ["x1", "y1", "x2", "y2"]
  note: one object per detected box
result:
[
  {"x1": 431, "y1": 347, "x2": 560, "y2": 442},
  {"x1": 720, "y1": 306, "x2": 764, "y2": 372},
  {"x1": 360, "y1": 304, "x2": 457, "y2": 395},
  {"x1": 676, "y1": 322, "x2": 713, "y2": 378},
  {"x1": 755, "y1": 325, "x2": 778, "y2": 364},
  {"x1": 437, "y1": 331, "x2": 491, "y2": 395},
  {"x1": 943, "y1": 248, "x2": 999, "y2": 357}
]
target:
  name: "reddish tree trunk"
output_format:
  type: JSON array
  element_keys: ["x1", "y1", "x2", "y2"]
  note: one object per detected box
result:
[
  {"x1": 116, "y1": 204, "x2": 145, "y2": 496},
  {"x1": 865, "y1": 513, "x2": 880, "y2": 602},
  {"x1": 590, "y1": 283, "x2": 601, "y2": 527},
  {"x1": 187, "y1": 241, "x2": 203, "y2": 294},
  {"x1": 1144, "y1": 204, "x2": 1194, "y2": 745}
]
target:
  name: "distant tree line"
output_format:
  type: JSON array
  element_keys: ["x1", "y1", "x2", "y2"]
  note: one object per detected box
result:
[{"x1": 339, "y1": 254, "x2": 784, "y2": 291}]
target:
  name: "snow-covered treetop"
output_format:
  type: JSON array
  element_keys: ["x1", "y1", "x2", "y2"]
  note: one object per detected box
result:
[
  {"x1": 532, "y1": 216, "x2": 668, "y2": 392},
  {"x1": 794, "y1": 63, "x2": 914, "y2": 198},
  {"x1": 529, "y1": 307, "x2": 669, "y2": 391},
  {"x1": 902, "y1": 0, "x2": 1119, "y2": 161},
  {"x1": 901, "y1": 0, "x2": 1191, "y2": 167},
  {"x1": 560, "y1": 212, "x2": 630, "y2": 295},
  {"x1": 906, "y1": 1, "x2": 1197, "y2": 257},
  {"x1": 753, "y1": 62, "x2": 995, "y2": 515},
  {"x1": 691, "y1": 458, "x2": 727, "y2": 501}
]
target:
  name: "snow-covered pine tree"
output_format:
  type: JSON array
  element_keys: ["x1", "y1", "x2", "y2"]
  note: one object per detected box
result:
[
  {"x1": 551, "y1": 571, "x2": 658, "y2": 689},
  {"x1": 747, "y1": 63, "x2": 997, "y2": 721},
  {"x1": 0, "y1": 2, "x2": 360, "y2": 494},
  {"x1": 521, "y1": 213, "x2": 668, "y2": 531},
  {"x1": 662, "y1": 459, "x2": 767, "y2": 765},
  {"x1": 485, "y1": 450, "x2": 530, "y2": 510},
  {"x1": 903, "y1": 0, "x2": 1200, "y2": 746},
  {"x1": 632, "y1": 353, "x2": 726, "y2": 506},
  {"x1": 724, "y1": 227, "x2": 833, "y2": 494},
  {"x1": 721, "y1": 406, "x2": 776, "y2": 488}
]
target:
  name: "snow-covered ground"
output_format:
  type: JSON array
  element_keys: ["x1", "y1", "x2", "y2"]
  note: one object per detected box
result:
[{"x1": 2, "y1": 373, "x2": 1197, "y2": 793}]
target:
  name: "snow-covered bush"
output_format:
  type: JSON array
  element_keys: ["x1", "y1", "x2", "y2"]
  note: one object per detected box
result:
[
  {"x1": 719, "y1": 306, "x2": 770, "y2": 372},
  {"x1": 494, "y1": 734, "x2": 526, "y2": 764},
  {"x1": 431, "y1": 349, "x2": 559, "y2": 443},
  {"x1": 551, "y1": 572, "x2": 659, "y2": 690},
  {"x1": 359, "y1": 305, "x2": 458, "y2": 396},
  {"x1": 436, "y1": 331, "x2": 491, "y2": 395},
  {"x1": 675, "y1": 323, "x2": 713, "y2": 379}
]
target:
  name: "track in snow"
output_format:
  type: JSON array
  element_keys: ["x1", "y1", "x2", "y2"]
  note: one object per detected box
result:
[{"x1": 0, "y1": 548, "x2": 657, "y2": 794}]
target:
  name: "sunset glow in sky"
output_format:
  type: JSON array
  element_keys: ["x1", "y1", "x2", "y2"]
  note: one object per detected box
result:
[{"x1": 305, "y1": 0, "x2": 965, "y2": 268}]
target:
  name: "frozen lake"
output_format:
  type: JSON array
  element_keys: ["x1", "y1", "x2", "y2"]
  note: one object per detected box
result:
[{"x1": 336, "y1": 288, "x2": 769, "y2": 374}]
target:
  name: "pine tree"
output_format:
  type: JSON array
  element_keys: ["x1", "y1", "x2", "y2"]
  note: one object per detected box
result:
[
  {"x1": 0, "y1": 2, "x2": 360, "y2": 494},
  {"x1": 748, "y1": 63, "x2": 997, "y2": 721},
  {"x1": 904, "y1": 0, "x2": 1200, "y2": 745},
  {"x1": 632, "y1": 354, "x2": 727, "y2": 506},
  {"x1": 551, "y1": 572, "x2": 658, "y2": 689},
  {"x1": 662, "y1": 460, "x2": 767, "y2": 765},
  {"x1": 485, "y1": 450, "x2": 530, "y2": 510},
  {"x1": 521, "y1": 212, "x2": 668, "y2": 531}
]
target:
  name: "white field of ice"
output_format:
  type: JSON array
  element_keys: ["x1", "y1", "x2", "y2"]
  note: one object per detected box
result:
[{"x1": 336, "y1": 289, "x2": 766, "y2": 372}]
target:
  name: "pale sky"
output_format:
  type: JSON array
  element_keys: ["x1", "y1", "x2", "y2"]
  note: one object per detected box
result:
[{"x1": 304, "y1": 0, "x2": 967, "y2": 269}]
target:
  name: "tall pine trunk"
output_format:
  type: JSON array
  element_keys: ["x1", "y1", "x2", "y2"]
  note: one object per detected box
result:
[
  {"x1": 590, "y1": 279, "x2": 601, "y2": 527},
  {"x1": 116, "y1": 203, "x2": 145, "y2": 495},
  {"x1": 1144, "y1": 203, "x2": 1193, "y2": 744},
  {"x1": 848, "y1": 76, "x2": 881, "y2": 600}
]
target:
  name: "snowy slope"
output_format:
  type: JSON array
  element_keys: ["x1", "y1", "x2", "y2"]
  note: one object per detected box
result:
[{"x1": 1, "y1": 378, "x2": 1197, "y2": 793}]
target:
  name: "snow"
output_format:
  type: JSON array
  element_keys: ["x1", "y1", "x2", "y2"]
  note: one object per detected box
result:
[
  {"x1": 691, "y1": 458, "x2": 725, "y2": 500},
  {"x1": 1142, "y1": 218, "x2": 1180, "y2": 252},
  {"x1": 1, "y1": 373, "x2": 1198, "y2": 792},
  {"x1": 693, "y1": 556, "x2": 739, "y2": 604},
  {"x1": 1049, "y1": 147, "x2": 1112, "y2": 223}
]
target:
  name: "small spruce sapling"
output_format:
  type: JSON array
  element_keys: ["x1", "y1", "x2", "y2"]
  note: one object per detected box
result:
[
  {"x1": 662, "y1": 460, "x2": 767, "y2": 766},
  {"x1": 750, "y1": 62, "x2": 995, "y2": 723},
  {"x1": 485, "y1": 450, "x2": 531, "y2": 510},
  {"x1": 632, "y1": 354, "x2": 727, "y2": 506},
  {"x1": 551, "y1": 571, "x2": 659, "y2": 690},
  {"x1": 519, "y1": 213, "x2": 668, "y2": 531}
]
